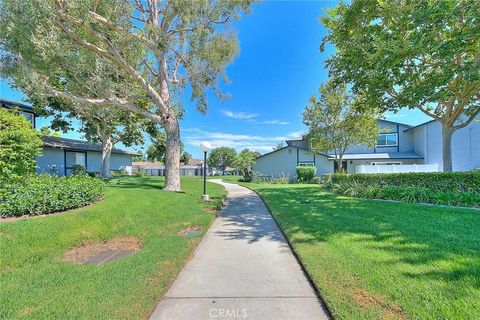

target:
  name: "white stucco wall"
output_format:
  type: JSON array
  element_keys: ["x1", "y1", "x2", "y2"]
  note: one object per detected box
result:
[
  {"x1": 253, "y1": 147, "x2": 333, "y2": 181},
  {"x1": 412, "y1": 120, "x2": 479, "y2": 171}
]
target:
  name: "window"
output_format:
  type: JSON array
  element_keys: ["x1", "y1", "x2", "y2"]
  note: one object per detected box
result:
[
  {"x1": 65, "y1": 151, "x2": 86, "y2": 175},
  {"x1": 298, "y1": 163, "x2": 314, "y2": 167},
  {"x1": 376, "y1": 133, "x2": 398, "y2": 147}
]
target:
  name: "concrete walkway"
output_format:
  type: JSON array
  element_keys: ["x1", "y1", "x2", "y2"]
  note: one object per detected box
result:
[{"x1": 150, "y1": 180, "x2": 330, "y2": 320}]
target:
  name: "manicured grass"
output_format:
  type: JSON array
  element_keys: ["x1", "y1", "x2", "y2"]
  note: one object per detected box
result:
[
  {"x1": 0, "y1": 176, "x2": 225, "y2": 319},
  {"x1": 240, "y1": 182, "x2": 480, "y2": 320}
]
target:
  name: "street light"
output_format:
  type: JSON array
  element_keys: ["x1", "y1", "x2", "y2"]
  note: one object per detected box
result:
[{"x1": 200, "y1": 141, "x2": 212, "y2": 201}]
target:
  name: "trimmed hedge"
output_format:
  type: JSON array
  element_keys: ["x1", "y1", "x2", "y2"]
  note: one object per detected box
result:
[
  {"x1": 327, "y1": 171, "x2": 480, "y2": 207},
  {"x1": 296, "y1": 166, "x2": 317, "y2": 183},
  {"x1": 0, "y1": 174, "x2": 106, "y2": 217},
  {"x1": 331, "y1": 171, "x2": 480, "y2": 192}
]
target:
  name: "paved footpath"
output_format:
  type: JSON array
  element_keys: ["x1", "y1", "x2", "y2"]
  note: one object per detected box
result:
[{"x1": 150, "y1": 180, "x2": 330, "y2": 320}]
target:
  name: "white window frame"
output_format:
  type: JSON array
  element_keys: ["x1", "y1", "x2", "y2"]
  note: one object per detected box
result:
[{"x1": 376, "y1": 133, "x2": 398, "y2": 147}]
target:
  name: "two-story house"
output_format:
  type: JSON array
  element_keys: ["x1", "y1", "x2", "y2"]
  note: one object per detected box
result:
[
  {"x1": 254, "y1": 119, "x2": 479, "y2": 179},
  {"x1": 1, "y1": 99, "x2": 139, "y2": 176}
]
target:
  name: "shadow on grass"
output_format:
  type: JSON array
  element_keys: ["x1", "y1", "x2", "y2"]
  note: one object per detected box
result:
[
  {"x1": 253, "y1": 185, "x2": 480, "y2": 288},
  {"x1": 108, "y1": 176, "x2": 165, "y2": 190}
]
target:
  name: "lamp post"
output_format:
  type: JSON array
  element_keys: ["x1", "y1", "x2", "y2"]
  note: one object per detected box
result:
[{"x1": 200, "y1": 141, "x2": 212, "y2": 201}]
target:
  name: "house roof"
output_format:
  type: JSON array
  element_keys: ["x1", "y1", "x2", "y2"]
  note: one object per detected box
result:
[
  {"x1": 0, "y1": 98, "x2": 35, "y2": 114},
  {"x1": 328, "y1": 152, "x2": 423, "y2": 160},
  {"x1": 403, "y1": 119, "x2": 436, "y2": 132},
  {"x1": 42, "y1": 136, "x2": 141, "y2": 156},
  {"x1": 255, "y1": 145, "x2": 330, "y2": 160},
  {"x1": 133, "y1": 159, "x2": 204, "y2": 167}
]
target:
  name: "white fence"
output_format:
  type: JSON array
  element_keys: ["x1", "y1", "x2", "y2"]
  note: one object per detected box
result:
[{"x1": 356, "y1": 164, "x2": 439, "y2": 174}]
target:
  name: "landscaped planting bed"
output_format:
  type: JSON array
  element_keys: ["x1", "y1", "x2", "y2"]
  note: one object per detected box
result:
[
  {"x1": 0, "y1": 174, "x2": 106, "y2": 217},
  {"x1": 326, "y1": 171, "x2": 480, "y2": 207}
]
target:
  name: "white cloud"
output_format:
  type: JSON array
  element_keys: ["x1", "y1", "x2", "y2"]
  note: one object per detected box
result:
[
  {"x1": 221, "y1": 109, "x2": 289, "y2": 125},
  {"x1": 222, "y1": 110, "x2": 259, "y2": 120},
  {"x1": 257, "y1": 119, "x2": 290, "y2": 125},
  {"x1": 183, "y1": 128, "x2": 303, "y2": 153}
]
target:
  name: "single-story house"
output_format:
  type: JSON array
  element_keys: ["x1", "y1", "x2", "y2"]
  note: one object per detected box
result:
[
  {"x1": 1, "y1": 98, "x2": 139, "y2": 176},
  {"x1": 254, "y1": 119, "x2": 479, "y2": 179},
  {"x1": 133, "y1": 159, "x2": 205, "y2": 176}
]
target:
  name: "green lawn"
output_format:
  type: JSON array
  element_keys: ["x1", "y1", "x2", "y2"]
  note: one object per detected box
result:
[
  {"x1": 239, "y1": 182, "x2": 480, "y2": 320},
  {"x1": 0, "y1": 176, "x2": 226, "y2": 319}
]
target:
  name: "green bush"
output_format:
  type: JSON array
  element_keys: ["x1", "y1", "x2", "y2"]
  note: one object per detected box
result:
[
  {"x1": 0, "y1": 109, "x2": 42, "y2": 181},
  {"x1": 0, "y1": 174, "x2": 106, "y2": 217},
  {"x1": 71, "y1": 164, "x2": 86, "y2": 175},
  {"x1": 296, "y1": 166, "x2": 317, "y2": 183},
  {"x1": 110, "y1": 170, "x2": 129, "y2": 177},
  {"x1": 326, "y1": 171, "x2": 480, "y2": 207},
  {"x1": 331, "y1": 171, "x2": 480, "y2": 192}
]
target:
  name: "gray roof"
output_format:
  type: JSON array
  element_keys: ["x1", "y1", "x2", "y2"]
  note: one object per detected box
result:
[
  {"x1": 403, "y1": 119, "x2": 436, "y2": 132},
  {"x1": 42, "y1": 136, "x2": 141, "y2": 156},
  {"x1": 328, "y1": 152, "x2": 423, "y2": 160}
]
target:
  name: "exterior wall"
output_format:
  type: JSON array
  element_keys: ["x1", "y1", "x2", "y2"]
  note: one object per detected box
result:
[
  {"x1": 253, "y1": 147, "x2": 333, "y2": 181},
  {"x1": 345, "y1": 159, "x2": 421, "y2": 174},
  {"x1": 338, "y1": 120, "x2": 413, "y2": 155},
  {"x1": 36, "y1": 147, "x2": 133, "y2": 176},
  {"x1": 413, "y1": 120, "x2": 480, "y2": 171},
  {"x1": 86, "y1": 151, "x2": 132, "y2": 173},
  {"x1": 254, "y1": 147, "x2": 298, "y2": 180},
  {"x1": 36, "y1": 147, "x2": 65, "y2": 176}
]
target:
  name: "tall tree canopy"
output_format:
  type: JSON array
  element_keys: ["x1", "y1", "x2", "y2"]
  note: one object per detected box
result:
[
  {"x1": 0, "y1": 0, "x2": 253, "y2": 190},
  {"x1": 321, "y1": 0, "x2": 480, "y2": 171},
  {"x1": 303, "y1": 80, "x2": 379, "y2": 172},
  {"x1": 208, "y1": 147, "x2": 237, "y2": 172}
]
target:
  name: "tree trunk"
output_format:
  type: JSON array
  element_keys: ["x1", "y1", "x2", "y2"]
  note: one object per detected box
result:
[
  {"x1": 163, "y1": 119, "x2": 181, "y2": 191},
  {"x1": 441, "y1": 124, "x2": 454, "y2": 172},
  {"x1": 336, "y1": 159, "x2": 343, "y2": 173},
  {"x1": 100, "y1": 136, "x2": 113, "y2": 178}
]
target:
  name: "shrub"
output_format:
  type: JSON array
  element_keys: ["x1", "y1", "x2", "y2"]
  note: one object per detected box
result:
[
  {"x1": 328, "y1": 171, "x2": 479, "y2": 207},
  {"x1": 0, "y1": 174, "x2": 106, "y2": 217},
  {"x1": 110, "y1": 169, "x2": 129, "y2": 177},
  {"x1": 310, "y1": 176, "x2": 322, "y2": 184},
  {"x1": 71, "y1": 164, "x2": 87, "y2": 175},
  {"x1": 331, "y1": 171, "x2": 480, "y2": 192},
  {"x1": 0, "y1": 109, "x2": 42, "y2": 181},
  {"x1": 296, "y1": 166, "x2": 317, "y2": 183}
]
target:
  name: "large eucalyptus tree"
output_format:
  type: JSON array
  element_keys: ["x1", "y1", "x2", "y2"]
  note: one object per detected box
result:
[{"x1": 0, "y1": 0, "x2": 253, "y2": 190}]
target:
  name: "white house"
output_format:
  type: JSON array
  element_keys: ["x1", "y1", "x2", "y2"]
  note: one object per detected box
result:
[
  {"x1": 1, "y1": 98, "x2": 139, "y2": 176},
  {"x1": 254, "y1": 119, "x2": 479, "y2": 179}
]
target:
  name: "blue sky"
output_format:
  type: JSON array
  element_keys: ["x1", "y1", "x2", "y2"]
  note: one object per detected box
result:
[{"x1": 0, "y1": 1, "x2": 431, "y2": 159}]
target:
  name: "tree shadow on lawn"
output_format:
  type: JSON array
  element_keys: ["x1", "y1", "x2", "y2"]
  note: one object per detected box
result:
[
  {"x1": 212, "y1": 192, "x2": 287, "y2": 245},
  {"x1": 254, "y1": 186, "x2": 480, "y2": 289},
  {"x1": 107, "y1": 176, "x2": 165, "y2": 190}
]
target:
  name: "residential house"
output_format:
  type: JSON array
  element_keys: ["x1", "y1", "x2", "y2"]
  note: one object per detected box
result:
[
  {"x1": 133, "y1": 159, "x2": 205, "y2": 176},
  {"x1": 254, "y1": 119, "x2": 479, "y2": 179},
  {"x1": 1, "y1": 98, "x2": 139, "y2": 176}
]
